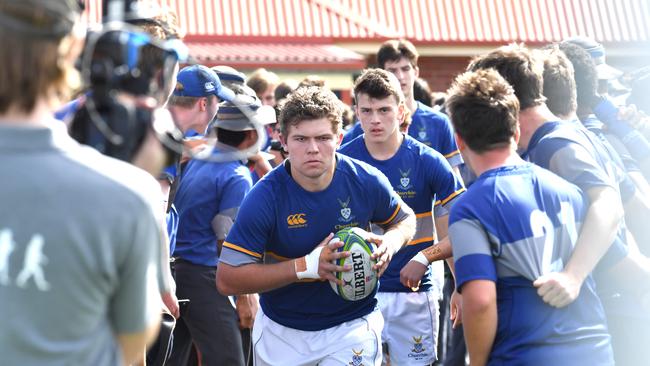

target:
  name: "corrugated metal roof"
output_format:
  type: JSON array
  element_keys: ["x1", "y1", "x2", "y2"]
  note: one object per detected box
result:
[
  {"x1": 145, "y1": 0, "x2": 650, "y2": 43},
  {"x1": 187, "y1": 42, "x2": 366, "y2": 69},
  {"x1": 337, "y1": 0, "x2": 650, "y2": 43},
  {"x1": 154, "y1": 0, "x2": 393, "y2": 39}
]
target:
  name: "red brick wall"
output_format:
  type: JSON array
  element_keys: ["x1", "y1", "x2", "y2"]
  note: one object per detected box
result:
[
  {"x1": 366, "y1": 55, "x2": 471, "y2": 95},
  {"x1": 417, "y1": 56, "x2": 472, "y2": 93}
]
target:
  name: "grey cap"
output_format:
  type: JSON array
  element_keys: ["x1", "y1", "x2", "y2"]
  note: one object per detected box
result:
[
  {"x1": 563, "y1": 36, "x2": 623, "y2": 80},
  {"x1": 210, "y1": 96, "x2": 276, "y2": 131}
]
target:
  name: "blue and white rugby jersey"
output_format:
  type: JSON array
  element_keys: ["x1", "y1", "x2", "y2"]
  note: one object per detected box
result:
[
  {"x1": 219, "y1": 154, "x2": 411, "y2": 331},
  {"x1": 524, "y1": 120, "x2": 628, "y2": 270},
  {"x1": 339, "y1": 134, "x2": 464, "y2": 293},
  {"x1": 450, "y1": 163, "x2": 613, "y2": 365}
]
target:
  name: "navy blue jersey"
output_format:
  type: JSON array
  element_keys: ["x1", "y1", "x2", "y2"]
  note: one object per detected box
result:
[
  {"x1": 341, "y1": 102, "x2": 463, "y2": 168},
  {"x1": 341, "y1": 121, "x2": 363, "y2": 145},
  {"x1": 450, "y1": 164, "x2": 613, "y2": 365},
  {"x1": 409, "y1": 102, "x2": 463, "y2": 167},
  {"x1": 173, "y1": 157, "x2": 252, "y2": 266},
  {"x1": 220, "y1": 154, "x2": 410, "y2": 331},
  {"x1": 524, "y1": 120, "x2": 628, "y2": 270},
  {"x1": 339, "y1": 135, "x2": 464, "y2": 292}
]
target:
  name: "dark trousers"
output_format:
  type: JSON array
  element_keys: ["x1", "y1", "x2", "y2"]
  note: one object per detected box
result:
[
  {"x1": 438, "y1": 268, "x2": 467, "y2": 366},
  {"x1": 167, "y1": 260, "x2": 245, "y2": 366}
]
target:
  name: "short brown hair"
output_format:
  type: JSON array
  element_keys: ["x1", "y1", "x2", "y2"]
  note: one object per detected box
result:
[
  {"x1": 0, "y1": 0, "x2": 81, "y2": 113},
  {"x1": 541, "y1": 45, "x2": 577, "y2": 117},
  {"x1": 446, "y1": 69, "x2": 520, "y2": 153},
  {"x1": 377, "y1": 39, "x2": 419, "y2": 69},
  {"x1": 278, "y1": 86, "x2": 342, "y2": 137},
  {"x1": 246, "y1": 68, "x2": 280, "y2": 96},
  {"x1": 467, "y1": 44, "x2": 545, "y2": 110},
  {"x1": 167, "y1": 95, "x2": 217, "y2": 109},
  {"x1": 353, "y1": 68, "x2": 404, "y2": 104}
]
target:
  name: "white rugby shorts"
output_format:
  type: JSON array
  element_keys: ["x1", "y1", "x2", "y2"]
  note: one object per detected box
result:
[
  {"x1": 377, "y1": 291, "x2": 439, "y2": 365},
  {"x1": 252, "y1": 307, "x2": 383, "y2": 366}
]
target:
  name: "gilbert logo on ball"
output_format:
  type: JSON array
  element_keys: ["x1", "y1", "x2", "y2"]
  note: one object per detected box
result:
[{"x1": 329, "y1": 227, "x2": 378, "y2": 301}]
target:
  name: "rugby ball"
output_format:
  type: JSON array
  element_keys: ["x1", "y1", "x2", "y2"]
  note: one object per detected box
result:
[{"x1": 329, "y1": 227, "x2": 378, "y2": 301}]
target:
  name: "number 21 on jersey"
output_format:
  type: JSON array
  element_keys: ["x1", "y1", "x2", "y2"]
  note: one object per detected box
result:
[{"x1": 530, "y1": 202, "x2": 578, "y2": 275}]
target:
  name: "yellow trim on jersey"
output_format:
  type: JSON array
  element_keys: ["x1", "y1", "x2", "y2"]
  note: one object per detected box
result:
[
  {"x1": 376, "y1": 204, "x2": 401, "y2": 225},
  {"x1": 415, "y1": 211, "x2": 432, "y2": 219},
  {"x1": 444, "y1": 150, "x2": 461, "y2": 158},
  {"x1": 266, "y1": 251, "x2": 291, "y2": 261},
  {"x1": 408, "y1": 236, "x2": 436, "y2": 245},
  {"x1": 222, "y1": 242, "x2": 263, "y2": 259},
  {"x1": 434, "y1": 188, "x2": 466, "y2": 206}
]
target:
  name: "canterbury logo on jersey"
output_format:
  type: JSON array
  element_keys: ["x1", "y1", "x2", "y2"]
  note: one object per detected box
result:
[{"x1": 287, "y1": 213, "x2": 307, "y2": 226}]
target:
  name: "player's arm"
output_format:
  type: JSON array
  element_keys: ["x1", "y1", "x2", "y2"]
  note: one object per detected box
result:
[
  {"x1": 400, "y1": 215, "x2": 452, "y2": 289},
  {"x1": 534, "y1": 185, "x2": 624, "y2": 307},
  {"x1": 462, "y1": 279, "x2": 497, "y2": 366},
  {"x1": 217, "y1": 234, "x2": 350, "y2": 295}
]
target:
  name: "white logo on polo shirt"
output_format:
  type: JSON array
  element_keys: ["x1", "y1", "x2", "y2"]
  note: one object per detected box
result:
[{"x1": 0, "y1": 228, "x2": 50, "y2": 291}]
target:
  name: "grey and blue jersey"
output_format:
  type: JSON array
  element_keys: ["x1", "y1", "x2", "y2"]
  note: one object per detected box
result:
[
  {"x1": 450, "y1": 163, "x2": 613, "y2": 365},
  {"x1": 524, "y1": 120, "x2": 629, "y2": 271}
]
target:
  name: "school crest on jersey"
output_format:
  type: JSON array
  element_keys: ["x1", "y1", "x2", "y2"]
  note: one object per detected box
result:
[
  {"x1": 338, "y1": 196, "x2": 354, "y2": 222},
  {"x1": 349, "y1": 348, "x2": 364, "y2": 366},
  {"x1": 411, "y1": 335, "x2": 425, "y2": 354},
  {"x1": 418, "y1": 126, "x2": 427, "y2": 140},
  {"x1": 399, "y1": 168, "x2": 412, "y2": 189}
]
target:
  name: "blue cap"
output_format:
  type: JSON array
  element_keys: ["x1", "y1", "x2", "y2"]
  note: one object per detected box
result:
[{"x1": 173, "y1": 64, "x2": 235, "y2": 102}]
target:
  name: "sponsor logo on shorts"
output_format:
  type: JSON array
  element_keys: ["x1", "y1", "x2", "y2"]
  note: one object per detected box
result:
[
  {"x1": 349, "y1": 348, "x2": 364, "y2": 366},
  {"x1": 286, "y1": 213, "x2": 307, "y2": 228},
  {"x1": 408, "y1": 335, "x2": 430, "y2": 360}
]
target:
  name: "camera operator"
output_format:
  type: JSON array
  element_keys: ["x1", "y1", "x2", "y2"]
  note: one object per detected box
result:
[{"x1": 0, "y1": 1, "x2": 163, "y2": 364}]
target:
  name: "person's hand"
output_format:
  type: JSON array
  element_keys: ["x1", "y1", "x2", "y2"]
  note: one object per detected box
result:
[
  {"x1": 364, "y1": 231, "x2": 395, "y2": 277},
  {"x1": 294, "y1": 233, "x2": 351, "y2": 283},
  {"x1": 450, "y1": 290, "x2": 462, "y2": 328},
  {"x1": 400, "y1": 260, "x2": 428, "y2": 290},
  {"x1": 236, "y1": 294, "x2": 259, "y2": 329},
  {"x1": 533, "y1": 271, "x2": 582, "y2": 308},
  {"x1": 318, "y1": 234, "x2": 351, "y2": 284},
  {"x1": 161, "y1": 290, "x2": 179, "y2": 319}
]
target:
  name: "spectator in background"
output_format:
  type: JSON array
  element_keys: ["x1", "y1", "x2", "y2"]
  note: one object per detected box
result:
[
  {"x1": 168, "y1": 96, "x2": 269, "y2": 366},
  {"x1": 247, "y1": 68, "x2": 280, "y2": 107},
  {"x1": 274, "y1": 79, "x2": 299, "y2": 105},
  {"x1": 168, "y1": 65, "x2": 234, "y2": 137},
  {"x1": 210, "y1": 66, "x2": 274, "y2": 181},
  {"x1": 0, "y1": 1, "x2": 162, "y2": 364},
  {"x1": 341, "y1": 103, "x2": 355, "y2": 131},
  {"x1": 563, "y1": 37, "x2": 650, "y2": 180},
  {"x1": 413, "y1": 77, "x2": 433, "y2": 107},
  {"x1": 298, "y1": 74, "x2": 327, "y2": 89}
]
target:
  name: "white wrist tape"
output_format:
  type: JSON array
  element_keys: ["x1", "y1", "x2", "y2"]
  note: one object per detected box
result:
[
  {"x1": 295, "y1": 246, "x2": 324, "y2": 280},
  {"x1": 410, "y1": 252, "x2": 429, "y2": 266}
]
